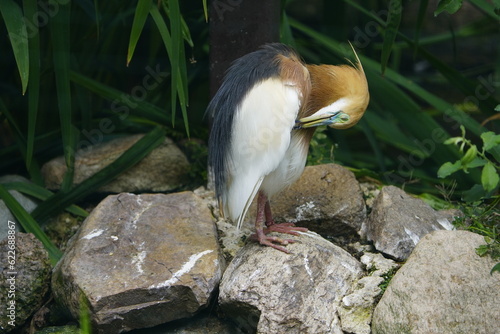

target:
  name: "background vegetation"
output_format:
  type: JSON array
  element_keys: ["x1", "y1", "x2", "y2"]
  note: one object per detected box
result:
[{"x1": 0, "y1": 0, "x2": 499, "y2": 264}]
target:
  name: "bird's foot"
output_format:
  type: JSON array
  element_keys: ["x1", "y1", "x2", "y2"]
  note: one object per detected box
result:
[
  {"x1": 265, "y1": 222, "x2": 308, "y2": 236},
  {"x1": 250, "y1": 223, "x2": 308, "y2": 253}
]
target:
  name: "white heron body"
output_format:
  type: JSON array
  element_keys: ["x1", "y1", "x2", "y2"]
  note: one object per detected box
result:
[
  {"x1": 225, "y1": 78, "x2": 307, "y2": 227},
  {"x1": 208, "y1": 43, "x2": 369, "y2": 252}
]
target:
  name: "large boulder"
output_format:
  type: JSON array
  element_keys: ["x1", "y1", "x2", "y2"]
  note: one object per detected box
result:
[
  {"x1": 219, "y1": 231, "x2": 364, "y2": 334},
  {"x1": 362, "y1": 186, "x2": 460, "y2": 260},
  {"x1": 41, "y1": 134, "x2": 190, "y2": 193},
  {"x1": 246, "y1": 164, "x2": 366, "y2": 238},
  {"x1": 372, "y1": 230, "x2": 500, "y2": 334},
  {"x1": 0, "y1": 233, "x2": 51, "y2": 332},
  {"x1": 52, "y1": 192, "x2": 225, "y2": 333}
]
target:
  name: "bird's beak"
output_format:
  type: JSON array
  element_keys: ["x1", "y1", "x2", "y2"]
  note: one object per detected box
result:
[{"x1": 294, "y1": 111, "x2": 350, "y2": 129}]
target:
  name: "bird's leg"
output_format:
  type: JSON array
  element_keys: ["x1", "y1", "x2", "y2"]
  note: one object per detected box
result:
[
  {"x1": 264, "y1": 200, "x2": 275, "y2": 227},
  {"x1": 250, "y1": 192, "x2": 308, "y2": 253},
  {"x1": 264, "y1": 198, "x2": 308, "y2": 235}
]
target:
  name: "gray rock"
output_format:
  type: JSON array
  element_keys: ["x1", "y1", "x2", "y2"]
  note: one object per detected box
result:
[
  {"x1": 52, "y1": 192, "x2": 225, "y2": 333},
  {"x1": 362, "y1": 185, "x2": 460, "y2": 260},
  {"x1": 372, "y1": 230, "x2": 500, "y2": 334},
  {"x1": 245, "y1": 164, "x2": 367, "y2": 238},
  {"x1": 0, "y1": 233, "x2": 51, "y2": 332},
  {"x1": 41, "y1": 134, "x2": 190, "y2": 193},
  {"x1": 219, "y1": 231, "x2": 364, "y2": 334},
  {"x1": 0, "y1": 175, "x2": 39, "y2": 240},
  {"x1": 338, "y1": 252, "x2": 399, "y2": 334},
  {"x1": 372, "y1": 231, "x2": 500, "y2": 334}
]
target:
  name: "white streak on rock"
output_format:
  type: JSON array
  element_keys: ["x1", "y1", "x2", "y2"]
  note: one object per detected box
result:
[
  {"x1": 437, "y1": 218, "x2": 454, "y2": 230},
  {"x1": 304, "y1": 255, "x2": 313, "y2": 281},
  {"x1": 404, "y1": 227, "x2": 420, "y2": 245},
  {"x1": 82, "y1": 229, "x2": 104, "y2": 240},
  {"x1": 151, "y1": 249, "x2": 213, "y2": 288}
]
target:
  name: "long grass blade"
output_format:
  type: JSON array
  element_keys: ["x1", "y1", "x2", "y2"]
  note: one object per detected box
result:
[
  {"x1": 414, "y1": 0, "x2": 429, "y2": 54},
  {"x1": 23, "y1": 0, "x2": 40, "y2": 176},
  {"x1": 2, "y1": 181, "x2": 88, "y2": 217},
  {"x1": 151, "y1": 3, "x2": 190, "y2": 135},
  {"x1": 469, "y1": 0, "x2": 500, "y2": 19},
  {"x1": 70, "y1": 71, "x2": 170, "y2": 124},
  {"x1": 49, "y1": 1, "x2": 75, "y2": 191},
  {"x1": 0, "y1": 0, "x2": 29, "y2": 94},
  {"x1": 127, "y1": 0, "x2": 152, "y2": 66},
  {"x1": 32, "y1": 127, "x2": 167, "y2": 222},
  {"x1": 381, "y1": 0, "x2": 402, "y2": 74},
  {"x1": 0, "y1": 99, "x2": 43, "y2": 184},
  {"x1": 0, "y1": 184, "x2": 62, "y2": 265}
]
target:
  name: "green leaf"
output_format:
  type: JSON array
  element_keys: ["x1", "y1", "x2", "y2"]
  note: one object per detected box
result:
[
  {"x1": 481, "y1": 132, "x2": 500, "y2": 151},
  {"x1": 381, "y1": 0, "x2": 402, "y2": 74},
  {"x1": 491, "y1": 262, "x2": 500, "y2": 275},
  {"x1": 481, "y1": 162, "x2": 500, "y2": 192},
  {"x1": 127, "y1": 0, "x2": 152, "y2": 66},
  {"x1": 0, "y1": 184, "x2": 62, "y2": 265},
  {"x1": 461, "y1": 145, "x2": 478, "y2": 166},
  {"x1": 435, "y1": 0, "x2": 463, "y2": 16},
  {"x1": 462, "y1": 184, "x2": 487, "y2": 202},
  {"x1": 438, "y1": 161, "x2": 462, "y2": 178},
  {"x1": 475, "y1": 244, "x2": 489, "y2": 256},
  {"x1": 443, "y1": 137, "x2": 463, "y2": 146},
  {"x1": 32, "y1": 127, "x2": 166, "y2": 222},
  {"x1": 0, "y1": 0, "x2": 29, "y2": 94},
  {"x1": 467, "y1": 157, "x2": 487, "y2": 169}
]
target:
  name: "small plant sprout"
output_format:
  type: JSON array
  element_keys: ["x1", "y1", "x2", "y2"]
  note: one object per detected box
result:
[{"x1": 438, "y1": 124, "x2": 500, "y2": 198}]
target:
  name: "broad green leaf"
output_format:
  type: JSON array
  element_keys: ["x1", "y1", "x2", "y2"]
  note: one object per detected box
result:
[
  {"x1": 466, "y1": 157, "x2": 487, "y2": 169},
  {"x1": 481, "y1": 162, "x2": 499, "y2": 192},
  {"x1": 32, "y1": 127, "x2": 166, "y2": 222},
  {"x1": 481, "y1": 132, "x2": 500, "y2": 151},
  {"x1": 127, "y1": 0, "x2": 152, "y2": 66},
  {"x1": 438, "y1": 160, "x2": 461, "y2": 178},
  {"x1": 0, "y1": 0, "x2": 29, "y2": 94},
  {"x1": 0, "y1": 184, "x2": 62, "y2": 265},
  {"x1": 495, "y1": 104, "x2": 500, "y2": 112},
  {"x1": 381, "y1": 0, "x2": 402, "y2": 74},
  {"x1": 435, "y1": 0, "x2": 463, "y2": 16}
]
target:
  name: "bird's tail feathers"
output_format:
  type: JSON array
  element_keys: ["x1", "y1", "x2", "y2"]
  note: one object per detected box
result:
[{"x1": 235, "y1": 176, "x2": 263, "y2": 229}]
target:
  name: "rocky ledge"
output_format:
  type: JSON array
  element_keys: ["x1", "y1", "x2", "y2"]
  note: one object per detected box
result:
[{"x1": 1, "y1": 162, "x2": 499, "y2": 334}]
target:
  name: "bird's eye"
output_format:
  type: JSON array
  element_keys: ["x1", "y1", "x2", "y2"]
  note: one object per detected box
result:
[{"x1": 339, "y1": 113, "x2": 350, "y2": 122}]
